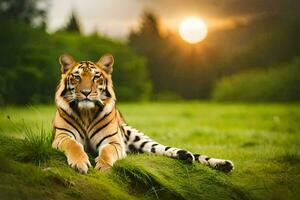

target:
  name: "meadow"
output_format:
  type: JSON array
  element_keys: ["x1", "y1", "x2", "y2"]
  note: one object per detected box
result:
[{"x1": 0, "y1": 102, "x2": 299, "y2": 200}]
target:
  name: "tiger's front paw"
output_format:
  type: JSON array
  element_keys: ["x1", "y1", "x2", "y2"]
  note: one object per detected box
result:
[
  {"x1": 66, "y1": 148, "x2": 91, "y2": 174},
  {"x1": 95, "y1": 156, "x2": 112, "y2": 172}
]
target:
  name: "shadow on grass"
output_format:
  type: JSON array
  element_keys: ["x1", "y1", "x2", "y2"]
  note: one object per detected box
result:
[{"x1": 273, "y1": 152, "x2": 300, "y2": 165}]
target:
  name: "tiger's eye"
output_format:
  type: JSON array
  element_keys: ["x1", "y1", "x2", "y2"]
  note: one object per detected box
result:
[
  {"x1": 94, "y1": 75, "x2": 104, "y2": 83},
  {"x1": 73, "y1": 75, "x2": 81, "y2": 81},
  {"x1": 94, "y1": 75, "x2": 100, "y2": 80}
]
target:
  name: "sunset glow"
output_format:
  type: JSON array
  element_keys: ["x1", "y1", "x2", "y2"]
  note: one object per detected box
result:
[{"x1": 179, "y1": 17, "x2": 208, "y2": 44}]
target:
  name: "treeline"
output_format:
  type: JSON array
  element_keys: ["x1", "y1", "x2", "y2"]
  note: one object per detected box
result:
[{"x1": 0, "y1": 0, "x2": 151, "y2": 105}]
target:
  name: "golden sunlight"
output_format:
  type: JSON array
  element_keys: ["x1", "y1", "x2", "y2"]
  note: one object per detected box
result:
[{"x1": 179, "y1": 17, "x2": 208, "y2": 44}]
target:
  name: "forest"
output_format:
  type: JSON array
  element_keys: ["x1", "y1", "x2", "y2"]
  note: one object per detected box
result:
[{"x1": 0, "y1": 0, "x2": 299, "y2": 105}]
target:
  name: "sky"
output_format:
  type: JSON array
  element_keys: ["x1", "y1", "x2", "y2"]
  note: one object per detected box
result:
[
  {"x1": 47, "y1": 0, "x2": 144, "y2": 38},
  {"x1": 46, "y1": 0, "x2": 291, "y2": 39}
]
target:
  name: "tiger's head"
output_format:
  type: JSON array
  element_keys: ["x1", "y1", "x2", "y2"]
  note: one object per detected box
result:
[{"x1": 55, "y1": 54, "x2": 116, "y2": 111}]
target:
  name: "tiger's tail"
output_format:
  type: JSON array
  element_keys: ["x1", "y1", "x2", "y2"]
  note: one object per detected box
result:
[{"x1": 121, "y1": 124, "x2": 234, "y2": 172}]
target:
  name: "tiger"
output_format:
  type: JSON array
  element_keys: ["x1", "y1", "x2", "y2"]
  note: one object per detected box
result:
[{"x1": 52, "y1": 53, "x2": 234, "y2": 174}]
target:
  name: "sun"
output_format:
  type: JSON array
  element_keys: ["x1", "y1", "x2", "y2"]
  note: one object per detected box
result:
[{"x1": 179, "y1": 17, "x2": 208, "y2": 44}]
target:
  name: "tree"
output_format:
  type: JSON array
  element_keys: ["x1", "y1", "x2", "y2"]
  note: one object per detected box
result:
[
  {"x1": 64, "y1": 11, "x2": 81, "y2": 33},
  {"x1": 129, "y1": 11, "x2": 171, "y2": 93},
  {"x1": 0, "y1": 0, "x2": 46, "y2": 28}
]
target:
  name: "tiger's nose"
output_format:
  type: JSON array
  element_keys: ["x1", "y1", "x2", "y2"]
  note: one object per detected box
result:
[{"x1": 81, "y1": 89, "x2": 91, "y2": 97}]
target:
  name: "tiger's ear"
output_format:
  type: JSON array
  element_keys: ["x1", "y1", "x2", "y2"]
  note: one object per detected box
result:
[
  {"x1": 97, "y1": 54, "x2": 114, "y2": 74},
  {"x1": 59, "y1": 54, "x2": 76, "y2": 74}
]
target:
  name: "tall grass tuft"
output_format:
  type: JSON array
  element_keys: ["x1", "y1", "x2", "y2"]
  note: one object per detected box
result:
[{"x1": 16, "y1": 125, "x2": 54, "y2": 165}]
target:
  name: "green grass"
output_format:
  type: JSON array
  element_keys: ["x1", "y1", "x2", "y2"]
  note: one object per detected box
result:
[{"x1": 0, "y1": 102, "x2": 300, "y2": 200}]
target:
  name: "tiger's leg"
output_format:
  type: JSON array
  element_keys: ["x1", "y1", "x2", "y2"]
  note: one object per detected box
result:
[
  {"x1": 52, "y1": 134, "x2": 91, "y2": 174},
  {"x1": 95, "y1": 142, "x2": 125, "y2": 171}
]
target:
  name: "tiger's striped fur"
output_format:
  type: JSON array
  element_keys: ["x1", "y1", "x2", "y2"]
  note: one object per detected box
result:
[{"x1": 52, "y1": 54, "x2": 234, "y2": 173}]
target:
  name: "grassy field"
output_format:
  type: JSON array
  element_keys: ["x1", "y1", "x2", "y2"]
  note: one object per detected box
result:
[{"x1": 0, "y1": 102, "x2": 299, "y2": 200}]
